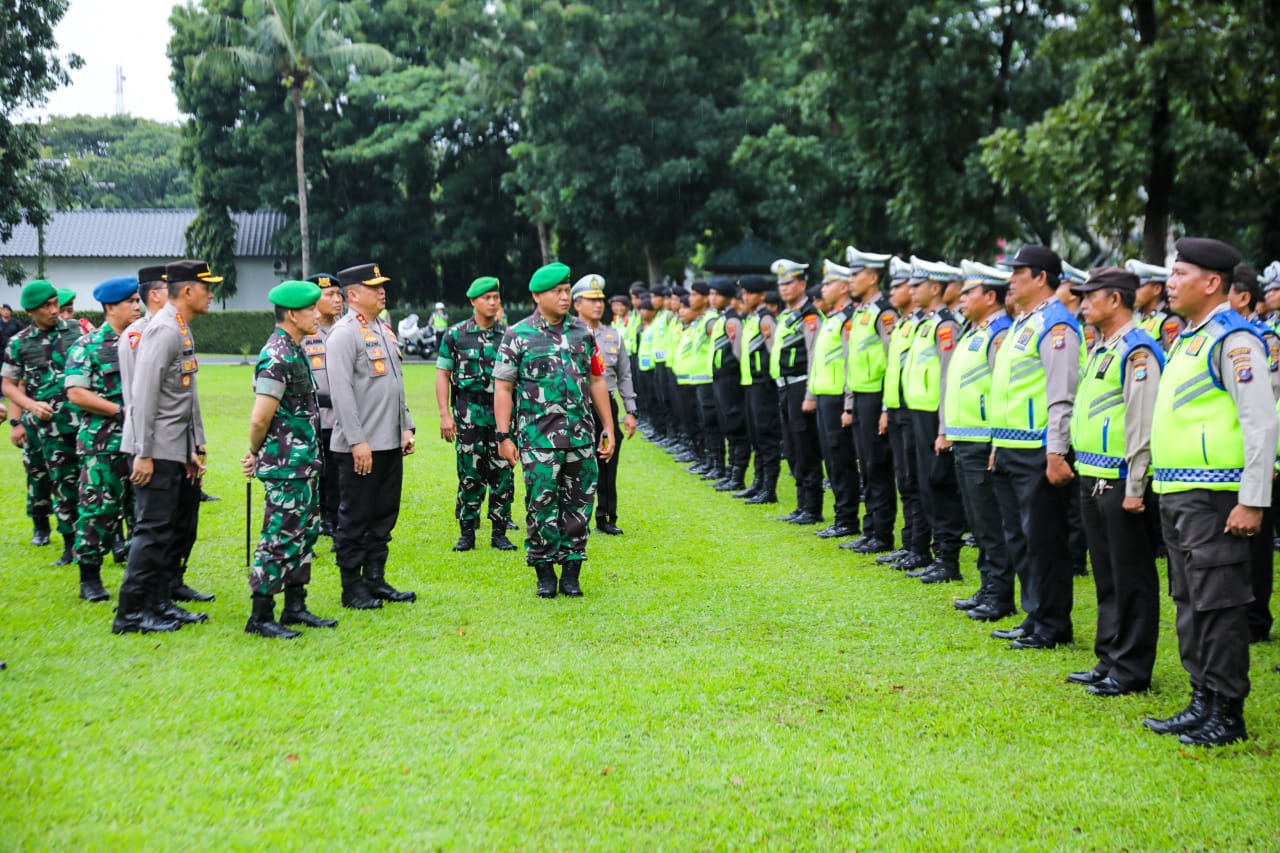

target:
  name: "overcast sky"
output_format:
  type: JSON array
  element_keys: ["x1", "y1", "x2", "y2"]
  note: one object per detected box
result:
[{"x1": 32, "y1": 0, "x2": 184, "y2": 124}]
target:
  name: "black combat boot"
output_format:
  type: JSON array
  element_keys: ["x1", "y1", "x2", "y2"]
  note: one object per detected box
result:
[
  {"x1": 533, "y1": 561, "x2": 558, "y2": 598},
  {"x1": 171, "y1": 573, "x2": 216, "y2": 602},
  {"x1": 340, "y1": 567, "x2": 382, "y2": 610},
  {"x1": 559, "y1": 561, "x2": 584, "y2": 597},
  {"x1": 1178, "y1": 693, "x2": 1248, "y2": 746},
  {"x1": 111, "y1": 538, "x2": 131, "y2": 564},
  {"x1": 491, "y1": 523, "x2": 517, "y2": 551},
  {"x1": 280, "y1": 585, "x2": 337, "y2": 628},
  {"x1": 733, "y1": 470, "x2": 763, "y2": 499},
  {"x1": 715, "y1": 466, "x2": 746, "y2": 492},
  {"x1": 1143, "y1": 685, "x2": 1212, "y2": 736},
  {"x1": 744, "y1": 470, "x2": 778, "y2": 505},
  {"x1": 52, "y1": 535, "x2": 75, "y2": 566},
  {"x1": 244, "y1": 593, "x2": 301, "y2": 639},
  {"x1": 30, "y1": 512, "x2": 51, "y2": 546},
  {"x1": 78, "y1": 561, "x2": 109, "y2": 602},
  {"x1": 111, "y1": 589, "x2": 181, "y2": 634},
  {"x1": 453, "y1": 524, "x2": 477, "y2": 552},
  {"x1": 364, "y1": 562, "x2": 416, "y2": 603}
]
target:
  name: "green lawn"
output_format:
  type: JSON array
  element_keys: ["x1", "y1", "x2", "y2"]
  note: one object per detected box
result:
[{"x1": 2, "y1": 364, "x2": 1278, "y2": 849}]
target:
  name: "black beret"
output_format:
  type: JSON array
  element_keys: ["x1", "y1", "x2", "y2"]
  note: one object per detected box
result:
[
  {"x1": 308, "y1": 272, "x2": 341, "y2": 289},
  {"x1": 609, "y1": 294, "x2": 629, "y2": 304},
  {"x1": 690, "y1": 280, "x2": 710, "y2": 295},
  {"x1": 764, "y1": 292, "x2": 783, "y2": 306},
  {"x1": 1007, "y1": 245, "x2": 1062, "y2": 277},
  {"x1": 137, "y1": 265, "x2": 168, "y2": 284},
  {"x1": 708, "y1": 277, "x2": 737, "y2": 297},
  {"x1": 678, "y1": 294, "x2": 690, "y2": 307},
  {"x1": 806, "y1": 284, "x2": 823, "y2": 301},
  {"x1": 639, "y1": 297, "x2": 655, "y2": 310},
  {"x1": 670, "y1": 284, "x2": 688, "y2": 297},
  {"x1": 629, "y1": 281, "x2": 648, "y2": 295},
  {"x1": 1071, "y1": 266, "x2": 1138, "y2": 295},
  {"x1": 1176, "y1": 237, "x2": 1241, "y2": 274},
  {"x1": 650, "y1": 284, "x2": 670, "y2": 297},
  {"x1": 739, "y1": 274, "x2": 771, "y2": 293}
]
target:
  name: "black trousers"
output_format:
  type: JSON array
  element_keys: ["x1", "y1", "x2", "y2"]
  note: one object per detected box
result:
[
  {"x1": 992, "y1": 446, "x2": 1074, "y2": 642},
  {"x1": 594, "y1": 397, "x2": 623, "y2": 523},
  {"x1": 694, "y1": 384, "x2": 723, "y2": 469},
  {"x1": 1160, "y1": 489, "x2": 1253, "y2": 699},
  {"x1": 647, "y1": 365, "x2": 670, "y2": 437},
  {"x1": 744, "y1": 381, "x2": 782, "y2": 478},
  {"x1": 319, "y1": 427, "x2": 340, "y2": 528},
  {"x1": 712, "y1": 375, "x2": 751, "y2": 471},
  {"x1": 815, "y1": 395, "x2": 860, "y2": 528},
  {"x1": 335, "y1": 448, "x2": 403, "y2": 571},
  {"x1": 954, "y1": 441, "x2": 1012, "y2": 605},
  {"x1": 121, "y1": 459, "x2": 200, "y2": 606},
  {"x1": 778, "y1": 382, "x2": 823, "y2": 515},
  {"x1": 1079, "y1": 476, "x2": 1160, "y2": 686},
  {"x1": 663, "y1": 368, "x2": 684, "y2": 439},
  {"x1": 851, "y1": 391, "x2": 896, "y2": 543},
  {"x1": 1067, "y1": 485, "x2": 1089, "y2": 573},
  {"x1": 1247, "y1": 479, "x2": 1277, "y2": 640},
  {"x1": 908, "y1": 409, "x2": 964, "y2": 563},
  {"x1": 887, "y1": 408, "x2": 928, "y2": 555}
]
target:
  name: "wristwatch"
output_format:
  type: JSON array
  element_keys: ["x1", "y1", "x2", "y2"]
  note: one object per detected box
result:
[
  {"x1": 9, "y1": 418, "x2": 20, "y2": 427},
  {"x1": 495, "y1": 431, "x2": 510, "y2": 442}
]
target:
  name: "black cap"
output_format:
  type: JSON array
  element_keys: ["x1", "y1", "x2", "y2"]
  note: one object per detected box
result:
[
  {"x1": 1071, "y1": 266, "x2": 1138, "y2": 295},
  {"x1": 137, "y1": 265, "x2": 167, "y2": 284},
  {"x1": 165, "y1": 259, "x2": 223, "y2": 285},
  {"x1": 1007, "y1": 245, "x2": 1062, "y2": 277},
  {"x1": 708, "y1": 277, "x2": 737, "y2": 297},
  {"x1": 308, "y1": 272, "x2": 341, "y2": 289},
  {"x1": 739, "y1": 274, "x2": 771, "y2": 294},
  {"x1": 1176, "y1": 237, "x2": 1241, "y2": 275},
  {"x1": 690, "y1": 280, "x2": 710, "y2": 295},
  {"x1": 337, "y1": 263, "x2": 391, "y2": 287}
]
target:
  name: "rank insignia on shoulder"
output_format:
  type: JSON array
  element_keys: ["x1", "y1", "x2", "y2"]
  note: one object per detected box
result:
[
  {"x1": 938, "y1": 326, "x2": 954, "y2": 351},
  {"x1": 1051, "y1": 332, "x2": 1066, "y2": 350},
  {"x1": 1187, "y1": 337, "x2": 1205, "y2": 357},
  {"x1": 1235, "y1": 363, "x2": 1253, "y2": 383},
  {"x1": 1134, "y1": 367, "x2": 1148, "y2": 381},
  {"x1": 804, "y1": 315, "x2": 819, "y2": 333}
]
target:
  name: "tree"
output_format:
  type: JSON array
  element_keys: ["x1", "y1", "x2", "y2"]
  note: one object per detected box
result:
[
  {"x1": 35, "y1": 115, "x2": 194, "y2": 209},
  {"x1": 190, "y1": 0, "x2": 394, "y2": 277},
  {"x1": 1, "y1": 0, "x2": 81, "y2": 285}
]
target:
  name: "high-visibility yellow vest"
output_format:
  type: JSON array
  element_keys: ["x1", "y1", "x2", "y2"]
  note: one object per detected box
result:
[
  {"x1": 1070, "y1": 328, "x2": 1163, "y2": 478},
  {"x1": 883, "y1": 312, "x2": 919, "y2": 409},
  {"x1": 846, "y1": 296, "x2": 895, "y2": 393},
  {"x1": 903, "y1": 311, "x2": 956, "y2": 412},
  {"x1": 990, "y1": 300, "x2": 1081, "y2": 449},
  {"x1": 740, "y1": 310, "x2": 772, "y2": 386},
  {"x1": 943, "y1": 314, "x2": 1011, "y2": 441},
  {"x1": 809, "y1": 306, "x2": 852, "y2": 396}
]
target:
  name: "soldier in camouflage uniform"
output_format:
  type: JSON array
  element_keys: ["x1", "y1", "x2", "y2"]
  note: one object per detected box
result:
[
  {"x1": 2, "y1": 279, "x2": 82, "y2": 565},
  {"x1": 64, "y1": 277, "x2": 142, "y2": 602},
  {"x1": 241, "y1": 281, "x2": 336, "y2": 639},
  {"x1": 435, "y1": 275, "x2": 516, "y2": 552},
  {"x1": 494, "y1": 262, "x2": 616, "y2": 598}
]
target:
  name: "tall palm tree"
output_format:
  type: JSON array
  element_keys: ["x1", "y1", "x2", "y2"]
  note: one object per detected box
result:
[{"x1": 191, "y1": 0, "x2": 393, "y2": 277}]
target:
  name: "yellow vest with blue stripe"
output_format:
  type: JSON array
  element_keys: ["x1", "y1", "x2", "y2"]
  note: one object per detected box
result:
[
  {"x1": 651, "y1": 311, "x2": 671, "y2": 363},
  {"x1": 846, "y1": 295, "x2": 895, "y2": 393},
  {"x1": 637, "y1": 320, "x2": 657, "y2": 371},
  {"x1": 883, "y1": 311, "x2": 919, "y2": 409},
  {"x1": 809, "y1": 305, "x2": 853, "y2": 396},
  {"x1": 990, "y1": 300, "x2": 1081, "y2": 448},
  {"x1": 1070, "y1": 327, "x2": 1163, "y2": 478},
  {"x1": 1151, "y1": 310, "x2": 1261, "y2": 493},
  {"x1": 943, "y1": 314, "x2": 1012, "y2": 441}
]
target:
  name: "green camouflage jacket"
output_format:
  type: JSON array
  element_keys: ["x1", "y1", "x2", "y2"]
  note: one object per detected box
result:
[
  {"x1": 253, "y1": 328, "x2": 321, "y2": 479},
  {"x1": 64, "y1": 325, "x2": 126, "y2": 454},
  {"x1": 1, "y1": 318, "x2": 82, "y2": 434}
]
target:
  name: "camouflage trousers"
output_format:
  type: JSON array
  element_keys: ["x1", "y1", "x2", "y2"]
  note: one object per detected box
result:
[
  {"x1": 250, "y1": 477, "x2": 320, "y2": 595},
  {"x1": 454, "y1": 410, "x2": 514, "y2": 528},
  {"x1": 520, "y1": 445, "x2": 598, "y2": 565},
  {"x1": 21, "y1": 435, "x2": 51, "y2": 520},
  {"x1": 74, "y1": 453, "x2": 133, "y2": 565},
  {"x1": 23, "y1": 418, "x2": 78, "y2": 535}
]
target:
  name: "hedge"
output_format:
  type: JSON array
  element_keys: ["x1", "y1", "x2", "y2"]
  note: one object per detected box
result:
[{"x1": 6, "y1": 310, "x2": 276, "y2": 354}]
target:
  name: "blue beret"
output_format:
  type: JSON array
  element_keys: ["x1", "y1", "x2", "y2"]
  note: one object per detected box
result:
[{"x1": 93, "y1": 276, "x2": 140, "y2": 306}]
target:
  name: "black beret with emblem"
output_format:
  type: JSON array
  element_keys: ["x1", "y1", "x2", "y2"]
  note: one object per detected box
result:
[
  {"x1": 1176, "y1": 237, "x2": 1242, "y2": 275},
  {"x1": 708, "y1": 277, "x2": 737, "y2": 297},
  {"x1": 739, "y1": 274, "x2": 771, "y2": 294},
  {"x1": 690, "y1": 280, "x2": 710, "y2": 295},
  {"x1": 308, "y1": 272, "x2": 341, "y2": 289}
]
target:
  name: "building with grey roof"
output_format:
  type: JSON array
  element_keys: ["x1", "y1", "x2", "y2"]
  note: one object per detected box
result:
[{"x1": 0, "y1": 209, "x2": 294, "y2": 311}]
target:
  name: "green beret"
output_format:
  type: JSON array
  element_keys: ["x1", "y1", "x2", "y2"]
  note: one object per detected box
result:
[
  {"x1": 268, "y1": 280, "x2": 323, "y2": 310},
  {"x1": 20, "y1": 280, "x2": 58, "y2": 311},
  {"x1": 467, "y1": 276, "x2": 500, "y2": 299},
  {"x1": 57, "y1": 287, "x2": 76, "y2": 307},
  {"x1": 529, "y1": 262, "x2": 571, "y2": 293}
]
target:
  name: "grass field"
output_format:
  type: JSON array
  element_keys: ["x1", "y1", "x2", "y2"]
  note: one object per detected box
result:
[{"x1": 2, "y1": 363, "x2": 1279, "y2": 849}]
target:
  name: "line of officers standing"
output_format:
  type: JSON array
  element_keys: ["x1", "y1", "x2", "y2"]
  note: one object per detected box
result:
[{"x1": 605, "y1": 239, "x2": 1280, "y2": 749}]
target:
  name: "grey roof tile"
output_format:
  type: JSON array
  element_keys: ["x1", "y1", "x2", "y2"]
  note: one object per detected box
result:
[{"x1": 0, "y1": 209, "x2": 288, "y2": 258}]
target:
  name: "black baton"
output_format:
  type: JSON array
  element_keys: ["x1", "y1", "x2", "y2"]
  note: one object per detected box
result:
[{"x1": 245, "y1": 480, "x2": 252, "y2": 568}]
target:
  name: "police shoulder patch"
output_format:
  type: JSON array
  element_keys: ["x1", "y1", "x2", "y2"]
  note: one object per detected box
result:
[
  {"x1": 1236, "y1": 363, "x2": 1253, "y2": 383},
  {"x1": 127, "y1": 331, "x2": 142, "y2": 349},
  {"x1": 938, "y1": 325, "x2": 955, "y2": 351},
  {"x1": 804, "y1": 314, "x2": 819, "y2": 333}
]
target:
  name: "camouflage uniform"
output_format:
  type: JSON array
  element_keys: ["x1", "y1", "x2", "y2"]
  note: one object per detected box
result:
[
  {"x1": 64, "y1": 325, "x2": 133, "y2": 565},
  {"x1": 437, "y1": 317, "x2": 514, "y2": 529},
  {"x1": 21, "y1": 435, "x2": 51, "y2": 520},
  {"x1": 250, "y1": 328, "x2": 322, "y2": 595},
  {"x1": 2, "y1": 318, "x2": 81, "y2": 535},
  {"x1": 494, "y1": 310, "x2": 604, "y2": 564}
]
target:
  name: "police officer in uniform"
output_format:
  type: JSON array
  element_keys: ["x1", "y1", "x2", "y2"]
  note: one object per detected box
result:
[
  {"x1": 989, "y1": 245, "x2": 1080, "y2": 649},
  {"x1": 901, "y1": 257, "x2": 965, "y2": 582},
  {"x1": 327, "y1": 262, "x2": 417, "y2": 608},
  {"x1": 1067, "y1": 267, "x2": 1163, "y2": 695},
  {"x1": 302, "y1": 272, "x2": 344, "y2": 537},
  {"x1": 646, "y1": 285, "x2": 673, "y2": 443},
  {"x1": 1143, "y1": 238, "x2": 1276, "y2": 746},
  {"x1": 2, "y1": 280, "x2": 82, "y2": 565},
  {"x1": 64, "y1": 277, "x2": 141, "y2": 602},
  {"x1": 707, "y1": 277, "x2": 749, "y2": 492},
  {"x1": 494, "y1": 263, "x2": 616, "y2": 598},
  {"x1": 115, "y1": 260, "x2": 219, "y2": 633},
  {"x1": 809, "y1": 260, "x2": 860, "y2": 539},
  {"x1": 736, "y1": 274, "x2": 782, "y2": 504},
  {"x1": 1127, "y1": 259, "x2": 1183, "y2": 352},
  {"x1": 436, "y1": 276, "x2": 517, "y2": 552},
  {"x1": 242, "y1": 280, "x2": 338, "y2": 639},
  {"x1": 770, "y1": 259, "x2": 824, "y2": 524},
  {"x1": 841, "y1": 247, "x2": 898, "y2": 555},
  {"x1": 943, "y1": 262, "x2": 1014, "y2": 619},
  {"x1": 572, "y1": 274, "x2": 638, "y2": 534},
  {"x1": 686, "y1": 281, "x2": 725, "y2": 482}
]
